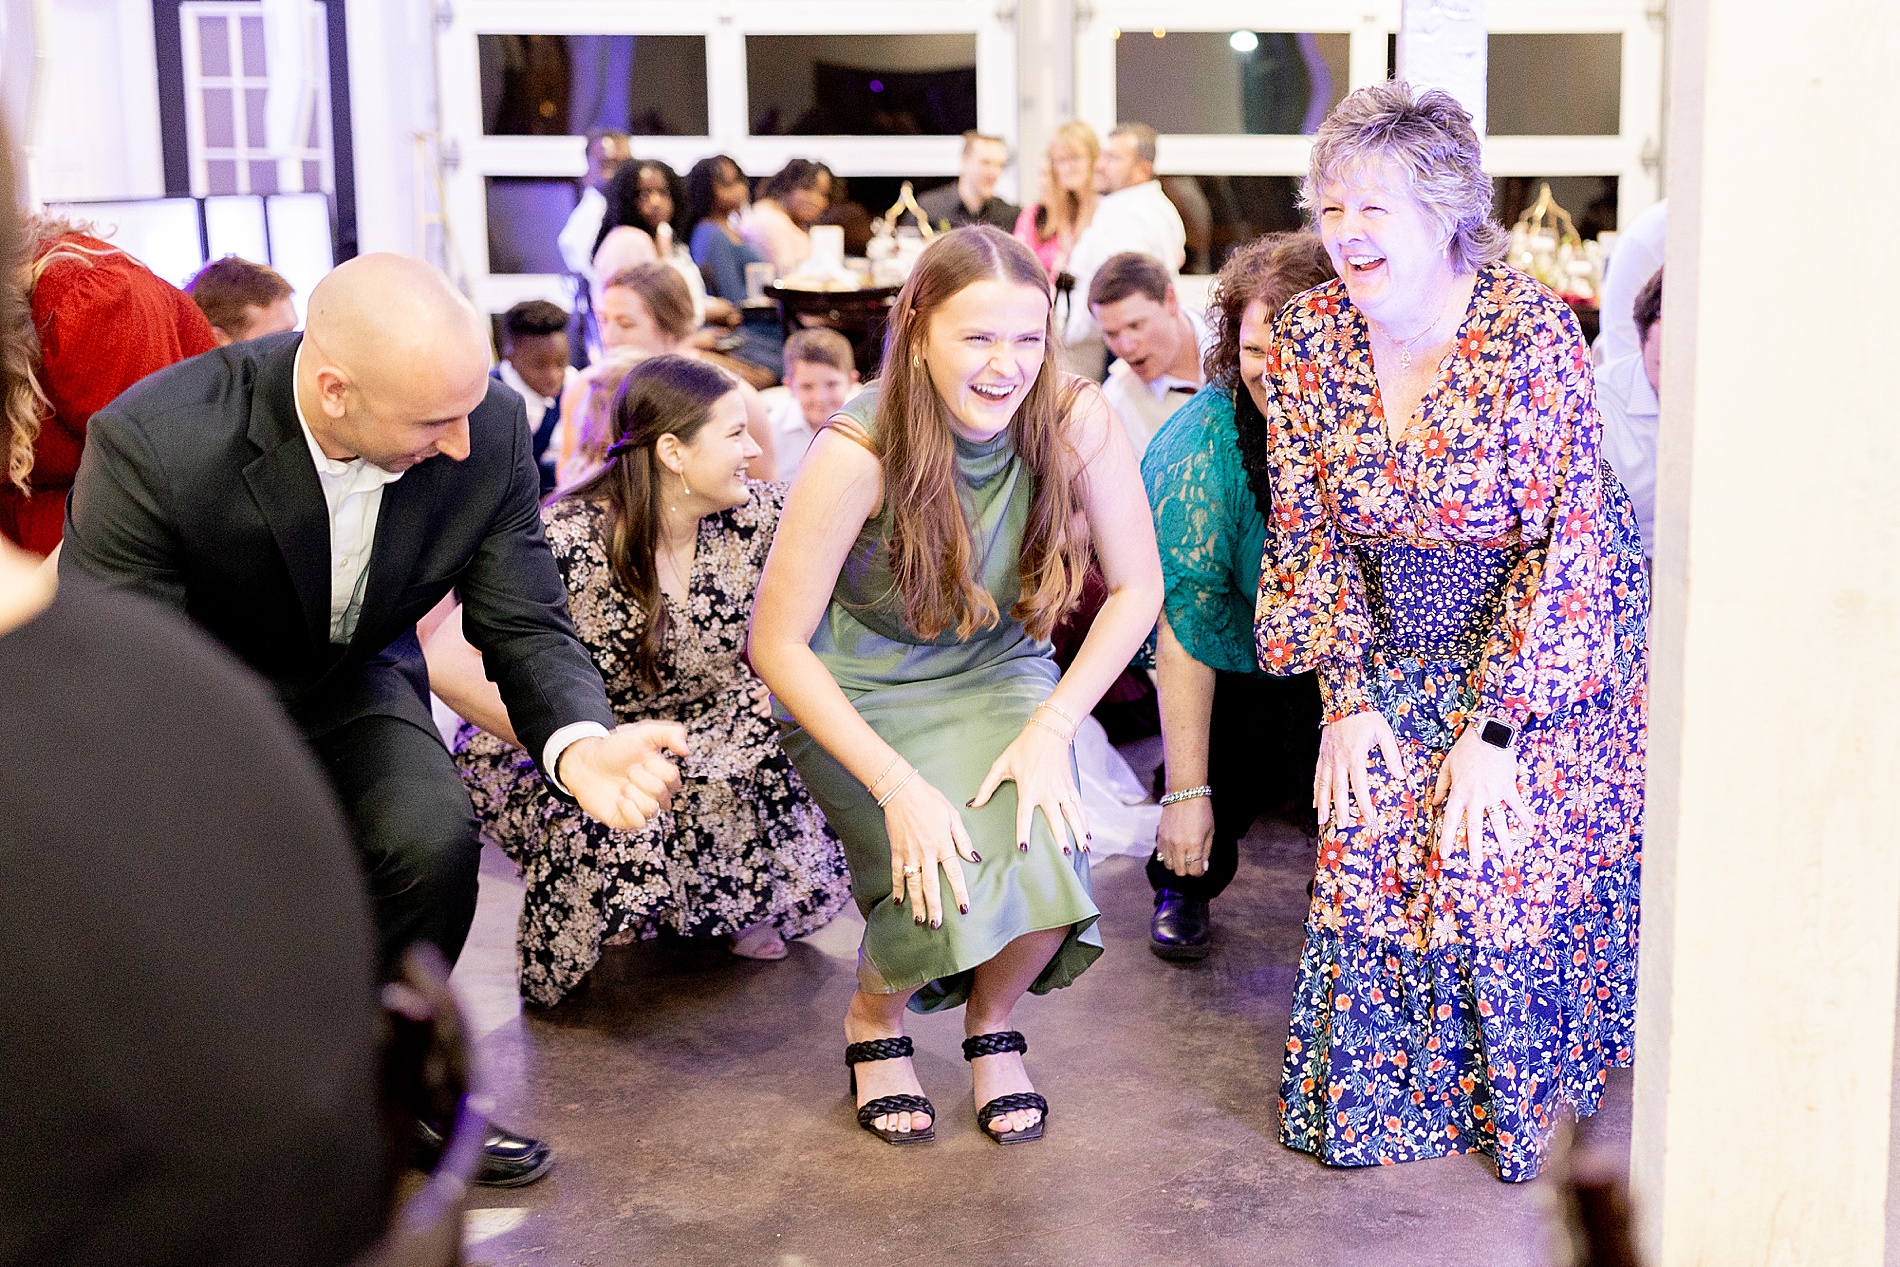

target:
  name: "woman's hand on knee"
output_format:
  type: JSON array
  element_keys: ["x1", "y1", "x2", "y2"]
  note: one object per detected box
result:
[
  {"x1": 882, "y1": 776, "x2": 975, "y2": 929},
  {"x1": 1315, "y1": 711, "x2": 1405, "y2": 832},
  {"x1": 970, "y1": 721, "x2": 1090, "y2": 857}
]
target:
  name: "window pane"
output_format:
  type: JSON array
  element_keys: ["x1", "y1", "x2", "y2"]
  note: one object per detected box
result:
[
  {"x1": 202, "y1": 89, "x2": 235, "y2": 148},
  {"x1": 486, "y1": 177, "x2": 580, "y2": 274},
  {"x1": 198, "y1": 15, "x2": 230, "y2": 78},
  {"x1": 248, "y1": 160, "x2": 279, "y2": 195},
  {"x1": 745, "y1": 34, "x2": 977, "y2": 136},
  {"x1": 478, "y1": 35, "x2": 708, "y2": 137},
  {"x1": 244, "y1": 88, "x2": 268, "y2": 149},
  {"x1": 1165, "y1": 175, "x2": 1306, "y2": 273},
  {"x1": 207, "y1": 159, "x2": 239, "y2": 196},
  {"x1": 1116, "y1": 31, "x2": 1349, "y2": 135},
  {"x1": 238, "y1": 15, "x2": 266, "y2": 77},
  {"x1": 1488, "y1": 34, "x2": 1622, "y2": 135}
]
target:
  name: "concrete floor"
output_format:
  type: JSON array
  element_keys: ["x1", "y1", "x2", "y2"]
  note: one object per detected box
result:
[{"x1": 448, "y1": 743, "x2": 1644, "y2": 1267}]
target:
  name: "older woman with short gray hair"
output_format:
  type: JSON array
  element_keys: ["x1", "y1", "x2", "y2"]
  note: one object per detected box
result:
[{"x1": 1253, "y1": 80, "x2": 1649, "y2": 1182}]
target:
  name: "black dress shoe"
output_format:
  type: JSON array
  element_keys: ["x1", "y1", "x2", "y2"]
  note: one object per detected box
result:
[
  {"x1": 417, "y1": 1118, "x2": 554, "y2": 1188},
  {"x1": 1150, "y1": 890, "x2": 1212, "y2": 961}
]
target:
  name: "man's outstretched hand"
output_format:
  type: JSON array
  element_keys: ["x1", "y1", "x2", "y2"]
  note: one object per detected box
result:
[{"x1": 560, "y1": 721, "x2": 691, "y2": 831}]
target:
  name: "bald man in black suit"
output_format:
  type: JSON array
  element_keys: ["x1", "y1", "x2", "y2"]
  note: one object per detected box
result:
[{"x1": 61, "y1": 253, "x2": 687, "y2": 1187}]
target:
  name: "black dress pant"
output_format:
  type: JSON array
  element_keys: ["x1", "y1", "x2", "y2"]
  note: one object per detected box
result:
[
  {"x1": 1148, "y1": 668, "x2": 1322, "y2": 902},
  {"x1": 311, "y1": 714, "x2": 483, "y2": 975}
]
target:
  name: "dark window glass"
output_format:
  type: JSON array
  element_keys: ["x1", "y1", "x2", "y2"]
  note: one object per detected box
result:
[
  {"x1": 1488, "y1": 34, "x2": 1622, "y2": 135},
  {"x1": 1165, "y1": 175, "x2": 1305, "y2": 274},
  {"x1": 1116, "y1": 31, "x2": 1350, "y2": 135},
  {"x1": 745, "y1": 34, "x2": 977, "y2": 135},
  {"x1": 487, "y1": 177, "x2": 581, "y2": 274},
  {"x1": 478, "y1": 35, "x2": 709, "y2": 136}
]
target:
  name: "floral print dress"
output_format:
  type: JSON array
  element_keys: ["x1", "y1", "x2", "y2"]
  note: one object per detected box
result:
[
  {"x1": 1253, "y1": 265, "x2": 1649, "y2": 1182},
  {"x1": 455, "y1": 484, "x2": 852, "y2": 1006}
]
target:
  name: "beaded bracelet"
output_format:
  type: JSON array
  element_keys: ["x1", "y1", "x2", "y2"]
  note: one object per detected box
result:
[
  {"x1": 1158, "y1": 785, "x2": 1213, "y2": 807},
  {"x1": 875, "y1": 767, "x2": 918, "y2": 809}
]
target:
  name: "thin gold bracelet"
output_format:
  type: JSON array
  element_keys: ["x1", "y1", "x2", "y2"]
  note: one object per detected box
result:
[
  {"x1": 875, "y1": 767, "x2": 918, "y2": 808},
  {"x1": 1035, "y1": 699, "x2": 1079, "y2": 731},
  {"x1": 1028, "y1": 715, "x2": 1075, "y2": 744},
  {"x1": 865, "y1": 753, "x2": 901, "y2": 796}
]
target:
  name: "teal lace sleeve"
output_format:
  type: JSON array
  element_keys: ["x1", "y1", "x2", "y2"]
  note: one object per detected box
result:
[{"x1": 1140, "y1": 387, "x2": 1266, "y2": 676}]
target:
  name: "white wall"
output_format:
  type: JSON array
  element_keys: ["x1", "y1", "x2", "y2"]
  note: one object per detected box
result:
[
  {"x1": 29, "y1": 0, "x2": 165, "y2": 202},
  {"x1": 344, "y1": 0, "x2": 438, "y2": 261}
]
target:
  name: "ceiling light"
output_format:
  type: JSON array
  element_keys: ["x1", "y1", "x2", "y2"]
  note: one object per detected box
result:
[{"x1": 1230, "y1": 30, "x2": 1259, "y2": 53}]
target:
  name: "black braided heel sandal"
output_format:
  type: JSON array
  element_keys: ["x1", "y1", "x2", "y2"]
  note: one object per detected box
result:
[
  {"x1": 846, "y1": 1037, "x2": 936, "y2": 1146},
  {"x1": 962, "y1": 1031, "x2": 1048, "y2": 1145}
]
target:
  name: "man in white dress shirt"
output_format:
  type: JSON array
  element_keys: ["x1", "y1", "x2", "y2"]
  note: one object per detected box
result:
[
  {"x1": 1089, "y1": 252, "x2": 1211, "y2": 459},
  {"x1": 1598, "y1": 267, "x2": 1665, "y2": 558},
  {"x1": 1595, "y1": 198, "x2": 1666, "y2": 365},
  {"x1": 1059, "y1": 122, "x2": 1187, "y2": 377},
  {"x1": 557, "y1": 130, "x2": 633, "y2": 277}
]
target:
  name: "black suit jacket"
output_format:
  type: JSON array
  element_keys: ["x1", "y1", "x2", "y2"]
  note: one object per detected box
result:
[{"x1": 61, "y1": 332, "x2": 615, "y2": 771}]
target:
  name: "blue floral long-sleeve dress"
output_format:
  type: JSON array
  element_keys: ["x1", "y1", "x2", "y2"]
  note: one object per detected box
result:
[{"x1": 1253, "y1": 264, "x2": 1649, "y2": 1183}]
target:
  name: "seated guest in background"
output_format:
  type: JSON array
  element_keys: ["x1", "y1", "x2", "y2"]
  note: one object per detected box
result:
[
  {"x1": 0, "y1": 216, "x2": 215, "y2": 555},
  {"x1": 1598, "y1": 267, "x2": 1664, "y2": 559},
  {"x1": 1139, "y1": 232, "x2": 1332, "y2": 961},
  {"x1": 1088, "y1": 251, "x2": 1212, "y2": 460},
  {"x1": 919, "y1": 132, "x2": 1021, "y2": 233},
  {"x1": 428, "y1": 355, "x2": 852, "y2": 1003},
  {"x1": 187, "y1": 255, "x2": 298, "y2": 345},
  {"x1": 61, "y1": 252, "x2": 692, "y2": 1188},
  {"x1": 558, "y1": 128, "x2": 633, "y2": 277},
  {"x1": 684, "y1": 154, "x2": 787, "y2": 382},
  {"x1": 742, "y1": 159, "x2": 834, "y2": 273},
  {"x1": 593, "y1": 158, "x2": 739, "y2": 335},
  {"x1": 687, "y1": 154, "x2": 769, "y2": 302},
  {"x1": 1059, "y1": 122, "x2": 1187, "y2": 380},
  {"x1": 1013, "y1": 121, "x2": 1100, "y2": 280},
  {"x1": 492, "y1": 298, "x2": 574, "y2": 494},
  {"x1": 556, "y1": 263, "x2": 776, "y2": 485},
  {"x1": 767, "y1": 328, "x2": 858, "y2": 482}
]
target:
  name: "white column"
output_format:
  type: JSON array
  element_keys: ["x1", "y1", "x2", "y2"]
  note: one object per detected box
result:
[
  {"x1": 1628, "y1": 1, "x2": 1900, "y2": 1263},
  {"x1": 345, "y1": 0, "x2": 436, "y2": 259},
  {"x1": 1396, "y1": 0, "x2": 1487, "y2": 135},
  {"x1": 1013, "y1": 0, "x2": 1073, "y2": 209}
]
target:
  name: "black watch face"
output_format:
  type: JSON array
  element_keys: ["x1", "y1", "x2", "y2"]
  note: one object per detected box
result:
[{"x1": 1481, "y1": 719, "x2": 1514, "y2": 748}]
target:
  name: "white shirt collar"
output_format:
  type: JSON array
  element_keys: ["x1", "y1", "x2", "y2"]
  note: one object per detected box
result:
[
  {"x1": 1140, "y1": 308, "x2": 1211, "y2": 401},
  {"x1": 293, "y1": 340, "x2": 405, "y2": 489}
]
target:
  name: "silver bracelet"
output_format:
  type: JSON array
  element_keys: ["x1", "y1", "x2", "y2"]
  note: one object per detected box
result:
[
  {"x1": 1159, "y1": 785, "x2": 1213, "y2": 807},
  {"x1": 875, "y1": 767, "x2": 918, "y2": 809}
]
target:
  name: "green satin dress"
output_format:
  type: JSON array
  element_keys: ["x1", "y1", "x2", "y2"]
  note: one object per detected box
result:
[{"x1": 776, "y1": 385, "x2": 1103, "y2": 1012}]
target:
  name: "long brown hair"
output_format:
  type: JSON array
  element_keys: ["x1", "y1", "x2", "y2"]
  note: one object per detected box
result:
[
  {"x1": 1036, "y1": 121, "x2": 1100, "y2": 245},
  {"x1": 872, "y1": 225, "x2": 1086, "y2": 642},
  {"x1": 569, "y1": 354, "x2": 738, "y2": 690}
]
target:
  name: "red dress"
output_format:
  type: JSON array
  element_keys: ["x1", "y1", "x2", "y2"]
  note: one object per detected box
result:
[{"x1": 0, "y1": 236, "x2": 217, "y2": 555}]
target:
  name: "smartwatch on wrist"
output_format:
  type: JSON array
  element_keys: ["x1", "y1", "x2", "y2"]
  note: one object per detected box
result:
[{"x1": 1474, "y1": 715, "x2": 1517, "y2": 750}]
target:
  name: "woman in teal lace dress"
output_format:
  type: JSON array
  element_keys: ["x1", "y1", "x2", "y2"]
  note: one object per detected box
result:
[
  {"x1": 750, "y1": 226, "x2": 1162, "y2": 1147},
  {"x1": 1140, "y1": 232, "x2": 1333, "y2": 961}
]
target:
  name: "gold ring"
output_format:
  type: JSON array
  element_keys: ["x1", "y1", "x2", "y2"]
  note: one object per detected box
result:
[{"x1": 902, "y1": 865, "x2": 921, "y2": 876}]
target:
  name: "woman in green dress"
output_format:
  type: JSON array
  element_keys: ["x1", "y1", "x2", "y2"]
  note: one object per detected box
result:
[{"x1": 750, "y1": 225, "x2": 1162, "y2": 1146}]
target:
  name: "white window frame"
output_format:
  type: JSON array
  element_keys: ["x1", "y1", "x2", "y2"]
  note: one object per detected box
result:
[
  {"x1": 436, "y1": 0, "x2": 1018, "y2": 314},
  {"x1": 1074, "y1": 0, "x2": 1662, "y2": 224},
  {"x1": 179, "y1": 0, "x2": 334, "y2": 199}
]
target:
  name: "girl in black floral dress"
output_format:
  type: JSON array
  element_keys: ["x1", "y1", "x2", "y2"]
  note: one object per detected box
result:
[{"x1": 427, "y1": 355, "x2": 851, "y2": 1006}]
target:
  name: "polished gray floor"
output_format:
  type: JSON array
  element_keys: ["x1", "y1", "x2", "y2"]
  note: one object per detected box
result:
[{"x1": 448, "y1": 765, "x2": 1640, "y2": 1266}]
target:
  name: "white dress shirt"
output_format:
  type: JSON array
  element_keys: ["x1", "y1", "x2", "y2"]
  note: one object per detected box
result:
[
  {"x1": 1596, "y1": 350, "x2": 1660, "y2": 558},
  {"x1": 292, "y1": 344, "x2": 606, "y2": 787},
  {"x1": 1061, "y1": 181, "x2": 1188, "y2": 346},
  {"x1": 558, "y1": 186, "x2": 608, "y2": 276},
  {"x1": 1595, "y1": 199, "x2": 1667, "y2": 365},
  {"x1": 1100, "y1": 307, "x2": 1212, "y2": 459},
  {"x1": 762, "y1": 388, "x2": 822, "y2": 483}
]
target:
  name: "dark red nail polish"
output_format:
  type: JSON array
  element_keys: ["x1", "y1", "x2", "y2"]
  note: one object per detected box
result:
[
  {"x1": 970, "y1": 851, "x2": 981, "y2": 862},
  {"x1": 930, "y1": 920, "x2": 940, "y2": 929},
  {"x1": 959, "y1": 904, "x2": 969, "y2": 914},
  {"x1": 1018, "y1": 842, "x2": 1028, "y2": 852},
  {"x1": 1063, "y1": 846, "x2": 1071, "y2": 856},
  {"x1": 965, "y1": 798, "x2": 975, "y2": 807},
  {"x1": 915, "y1": 917, "x2": 925, "y2": 926},
  {"x1": 893, "y1": 895, "x2": 903, "y2": 906}
]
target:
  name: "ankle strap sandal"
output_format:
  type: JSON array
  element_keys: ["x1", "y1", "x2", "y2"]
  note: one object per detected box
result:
[
  {"x1": 846, "y1": 1037, "x2": 935, "y2": 1146},
  {"x1": 961, "y1": 1031, "x2": 1047, "y2": 1144}
]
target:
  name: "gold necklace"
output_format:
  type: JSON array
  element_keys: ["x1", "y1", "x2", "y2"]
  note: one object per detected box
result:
[{"x1": 1380, "y1": 280, "x2": 1461, "y2": 370}]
